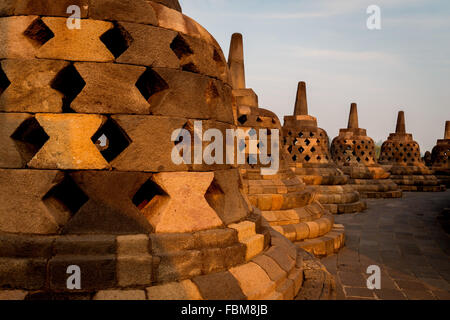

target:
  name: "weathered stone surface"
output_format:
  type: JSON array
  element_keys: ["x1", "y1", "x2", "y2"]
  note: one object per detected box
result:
[
  {"x1": 37, "y1": 17, "x2": 114, "y2": 62},
  {"x1": 62, "y1": 171, "x2": 153, "y2": 234},
  {"x1": 264, "y1": 246, "x2": 295, "y2": 273},
  {"x1": 152, "y1": 0, "x2": 182, "y2": 12},
  {"x1": 192, "y1": 271, "x2": 246, "y2": 300},
  {"x1": 194, "y1": 228, "x2": 237, "y2": 249},
  {"x1": 15, "y1": 0, "x2": 89, "y2": 17},
  {"x1": 0, "y1": 59, "x2": 68, "y2": 113},
  {"x1": 117, "y1": 234, "x2": 152, "y2": 287},
  {"x1": 229, "y1": 262, "x2": 275, "y2": 300},
  {"x1": 0, "y1": 16, "x2": 39, "y2": 59},
  {"x1": 116, "y1": 22, "x2": 179, "y2": 68},
  {"x1": 28, "y1": 114, "x2": 110, "y2": 170},
  {"x1": 71, "y1": 63, "x2": 150, "y2": 114},
  {"x1": 54, "y1": 235, "x2": 116, "y2": 255},
  {"x1": 0, "y1": 113, "x2": 33, "y2": 168},
  {"x1": 90, "y1": 0, "x2": 157, "y2": 25},
  {"x1": 252, "y1": 254, "x2": 287, "y2": 286},
  {"x1": 150, "y1": 68, "x2": 233, "y2": 122},
  {"x1": 150, "y1": 233, "x2": 196, "y2": 254},
  {"x1": 0, "y1": 257, "x2": 47, "y2": 290},
  {"x1": 110, "y1": 115, "x2": 189, "y2": 172},
  {"x1": 0, "y1": 290, "x2": 27, "y2": 300},
  {"x1": 94, "y1": 289, "x2": 146, "y2": 300},
  {"x1": 155, "y1": 250, "x2": 202, "y2": 282},
  {"x1": 143, "y1": 172, "x2": 223, "y2": 233},
  {"x1": 0, "y1": 233, "x2": 54, "y2": 258},
  {"x1": 0, "y1": 1, "x2": 16, "y2": 16},
  {"x1": 49, "y1": 255, "x2": 116, "y2": 291},
  {"x1": 147, "y1": 280, "x2": 203, "y2": 300},
  {"x1": 205, "y1": 170, "x2": 250, "y2": 225},
  {"x1": 0, "y1": 169, "x2": 68, "y2": 234}
]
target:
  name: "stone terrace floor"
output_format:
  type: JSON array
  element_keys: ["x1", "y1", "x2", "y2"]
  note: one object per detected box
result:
[{"x1": 321, "y1": 190, "x2": 450, "y2": 300}]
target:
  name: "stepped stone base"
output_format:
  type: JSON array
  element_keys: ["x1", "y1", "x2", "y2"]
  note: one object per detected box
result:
[
  {"x1": 360, "y1": 190, "x2": 403, "y2": 199},
  {"x1": 399, "y1": 185, "x2": 446, "y2": 192},
  {"x1": 295, "y1": 250, "x2": 336, "y2": 300},
  {"x1": 295, "y1": 224, "x2": 345, "y2": 257},
  {"x1": 322, "y1": 201, "x2": 367, "y2": 215}
]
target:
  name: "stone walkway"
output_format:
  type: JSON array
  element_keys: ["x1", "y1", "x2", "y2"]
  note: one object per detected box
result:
[{"x1": 321, "y1": 190, "x2": 450, "y2": 300}]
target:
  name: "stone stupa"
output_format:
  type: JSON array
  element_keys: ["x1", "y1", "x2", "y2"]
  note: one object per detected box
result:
[
  {"x1": 430, "y1": 121, "x2": 450, "y2": 187},
  {"x1": 282, "y1": 82, "x2": 366, "y2": 213},
  {"x1": 229, "y1": 35, "x2": 345, "y2": 261},
  {"x1": 0, "y1": 0, "x2": 308, "y2": 300},
  {"x1": 378, "y1": 111, "x2": 445, "y2": 192},
  {"x1": 330, "y1": 103, "x2": 403, "y2": 198}
]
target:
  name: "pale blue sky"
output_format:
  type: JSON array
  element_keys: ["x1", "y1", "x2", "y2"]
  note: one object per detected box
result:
[{"x1": 179, "y1": 0, "x2": 450, "y2": 151}]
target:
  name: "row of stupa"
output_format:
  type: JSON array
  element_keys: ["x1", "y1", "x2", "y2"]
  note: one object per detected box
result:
[{"x1": 0, "y1": 0, "x2": 447, "y2": 300}]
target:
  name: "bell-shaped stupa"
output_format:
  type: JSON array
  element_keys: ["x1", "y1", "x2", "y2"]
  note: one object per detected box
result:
[
  {"x1": 330, "y1": 104, "x2": 403, "y2": 198},
  {"x1": 0, "y1": 1, "x2": 308, "y2": 300},
  {"x1": 282, "y1": 82, "x2": 366, "y2": 213},
  {"x1": 430, "y1": 121, "x2": 450, "y2": 187},
  {"x1": 379, "y1": 111, "x2": 445, "y2": 192},
  {"x1": 230, "y1": 35, "x2": 345, "y2": 261}
]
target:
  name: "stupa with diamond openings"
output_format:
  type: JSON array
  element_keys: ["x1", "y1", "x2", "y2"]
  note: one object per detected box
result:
[
  {"x1": 229, "y1": 34, "x2": 344, "y2": 267},
  {"x1": 378, "y1": 111, "x2": 445, "y2": 192},
  {"x1": 282, "y1": 82, "x2": 367, "y2": 213},
  {"x1": 430, "y1": 121, "x2": 450, "y2": 187},
  {"x1": 0, "y1": 0, "x2": 310, "y2": 300},
  {"x1": 330, "y1": 103, "x2": 403, "y2": 198}
]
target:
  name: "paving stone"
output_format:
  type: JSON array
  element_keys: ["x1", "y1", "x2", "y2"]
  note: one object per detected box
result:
[
  {"x1": 0, "y1": 290, "x2": 28, "y2": 300},
  {"x1": 394, "y1": 279, "x2": 428, "y2": 291},
  {"x1": 338, "y1": 271, "x2": 367, "y2": 287},
  {"x1": 344, "y1": 287, "x2": 376, "y2": 299},
  {"x1": 403, "y1": 289, "x2": 436, "y2": 300},
  {"x1": 374, "y1": 289, "x2": 407, "y2": 300}
]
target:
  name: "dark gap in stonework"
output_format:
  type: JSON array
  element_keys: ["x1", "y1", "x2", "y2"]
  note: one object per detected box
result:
[
  {"x1": 91, "y1": 118, "x2": 131, "y2": 162},
  {"x1": 135, "y1": 68, "x2": 169, "y2": 102},
  {"x1": 0, "y1": 65, "x2": 11, "y2": 95},
  {"x1": 51, "y1": 64, "x2": 86, "y2": 112},
  {"x1": 170, "y1": 34, "x2": 194, "y2": 59},
  {"x1": 132, "y1": 179, "x2": 167, "y2": 210},
  {"x1": 23, "y1": 18, "x2": 54, "y2": 47},
  {"x1": 256, "y1": 117, "x2": 263, "y2": 123},
  {"x1": 212, "y1": 48, "x2": 226, "y2": 74},
  {"x1": 42, "y1": 174, "x2": 89, "y2": 215},
  {"x1": 11, "y1": 117, "x2": 49, "y2": 164},
  {"x1": 204, "y1": 179, "x2": 225, "y2": 215},
  {"x1": 181, "y1": 62, "x2": 200, "y2": 73},
  {"x1": 237, "y1": 115, "x2": 247, "y2": 125},
  {"x1": 100, "y1": 22, "x2": 133, "y2": 59}
]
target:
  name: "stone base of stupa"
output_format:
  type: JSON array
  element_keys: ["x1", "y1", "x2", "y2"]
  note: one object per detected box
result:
[
  {"x1": 339, "y1": 165, "x2": 403, "y2": 199},
  {"x1": 241, "y1": 167, "x2": 345, "y2": 257},
  {"x1": 291, "y1": 164, "x2": 367, "y2": 214},
  {"x1": 382, "y1": 165, "x2": 446, "y2": 192}
]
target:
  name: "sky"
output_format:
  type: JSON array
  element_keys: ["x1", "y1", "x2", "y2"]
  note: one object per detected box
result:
[{"x1": 179, "y1": 0, "x2": 450, "y2": 152}]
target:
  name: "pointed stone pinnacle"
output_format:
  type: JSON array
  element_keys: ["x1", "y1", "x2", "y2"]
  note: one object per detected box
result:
[
  {"x1": 395, "y1": 111, "x2": 406, "y2": 134},
  {"x1": 347, "y1": 103, "x2": 359, "y2": 129},
  {"x1": 294, "y1": 81, "x2": 308, "y2": 116},
  {"x1": 228, "y1": 33, "x2": 246, "y2": 90},
  {"x1": 445, "y1": 121, "x2": 450, "y2": 140}
]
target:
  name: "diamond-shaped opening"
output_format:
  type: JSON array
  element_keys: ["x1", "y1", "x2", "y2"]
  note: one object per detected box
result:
[
  {"x1": 135, "y1": 68, "x2": 169, "y2": 105},
  {"x1": 365, "y1": 157, "x2": 369, "y2": 161},
  {"x1": 311, "y1": 147, "x2": 316, "y2": 153},
  {"x1": 352, "y1": 140, "x2": 356, "y2": 144},
  {"x1": 316, "y1": 139, "x2": 320, "y2": 144},
  {"x1": 181, "y1": 62, "x2": 200, "y2": 73},
  {"x1": 298, "y1": 147, "x2": 304, "y2": 153},
  {"x1": 132, "y1": 179, "x2": 169, "y2": 212},
  {"x1": 0, "y1": 65, "x2": 10, "y2": 96},
  {"x1": 91, "y1": 118, "x2": 131, "y2": 162},
  {"x1": 310, "y1": 132, "x2": 315, "y2": 137},
  {"x1": 326, "y1": 155, "x2": 329, "y2": 160},
  {"x1": 205, "y1": 80, "x2": 220, "y2": 106},
  {"x1": 100, "y1": 22, "x2": 133, "y2": 59},
  {"x1": 305, "y1": 139, "x2": 311, "y2": 146},
  {"x1": 298, "y1": 132, "x2": 304, "y2": 138},
  {"x1": 352, "y1": 151, "x2": 356, "y2": 156},
  {"x1": 361, "y1": 151, "x2": 365, "y2": 156},
  {"x1": 23, "y1": 18, "x2": 54, "y2": 48},
  {"x1": 170, "y1": 34, "x2": 194, "y2": 59},
  {"x1": 305, "y1": 155, "x2": 311, "y2": 162},
  {"x1": 346, "y1": 157, "x2": 351, "y2": 162},
  {"x1": 356, "y1": 157, "x2": 361, "y2": 162},
  {"x1": 292, "y1": 155, "x2": 297, "y2": 161},
  {"x1": 11, "y1": 117, "x2": 49, "y2": 164},
  {"x1": 50, "y1": 64, "x2": 86, "y2": 112},
  {"x1": 238, "y1": 115, "x2": 247, "y2": 125},
  {"x1": 204, "y1": 179, "x2": 225, "y2": 216},
  {"x1": 317, "y1": 156, "x2": 321, "y2": 160},
  {"x1": 212, "y1": 48, "x2": 226, "y2": 75},
  {"x1": 42, "y1": 174, "x2": 88, "y2": 217},
  {"x1": 256, "y1": 117, "x2": 263, "y2": 122},
  {"x1": 287, "y1": 145, "x2": 293, "y2": 153},
  {"x1": 357, "y1": 145, "x2": 361, "y2": 149}
]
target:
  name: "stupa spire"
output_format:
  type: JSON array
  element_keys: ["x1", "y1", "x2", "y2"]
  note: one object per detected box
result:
[
  {"x1": 228, "y1": 33, "x2": 246, "y2": 89},
  {"x1": 347, "y1": 103, "x2": 359, "y2": 129},
  {"x1": 395, "y1": 111, "x2": 406, "y2": 134},
  {"x1": 294, "y1": 81, "x2": 308, "y2": 116}
]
